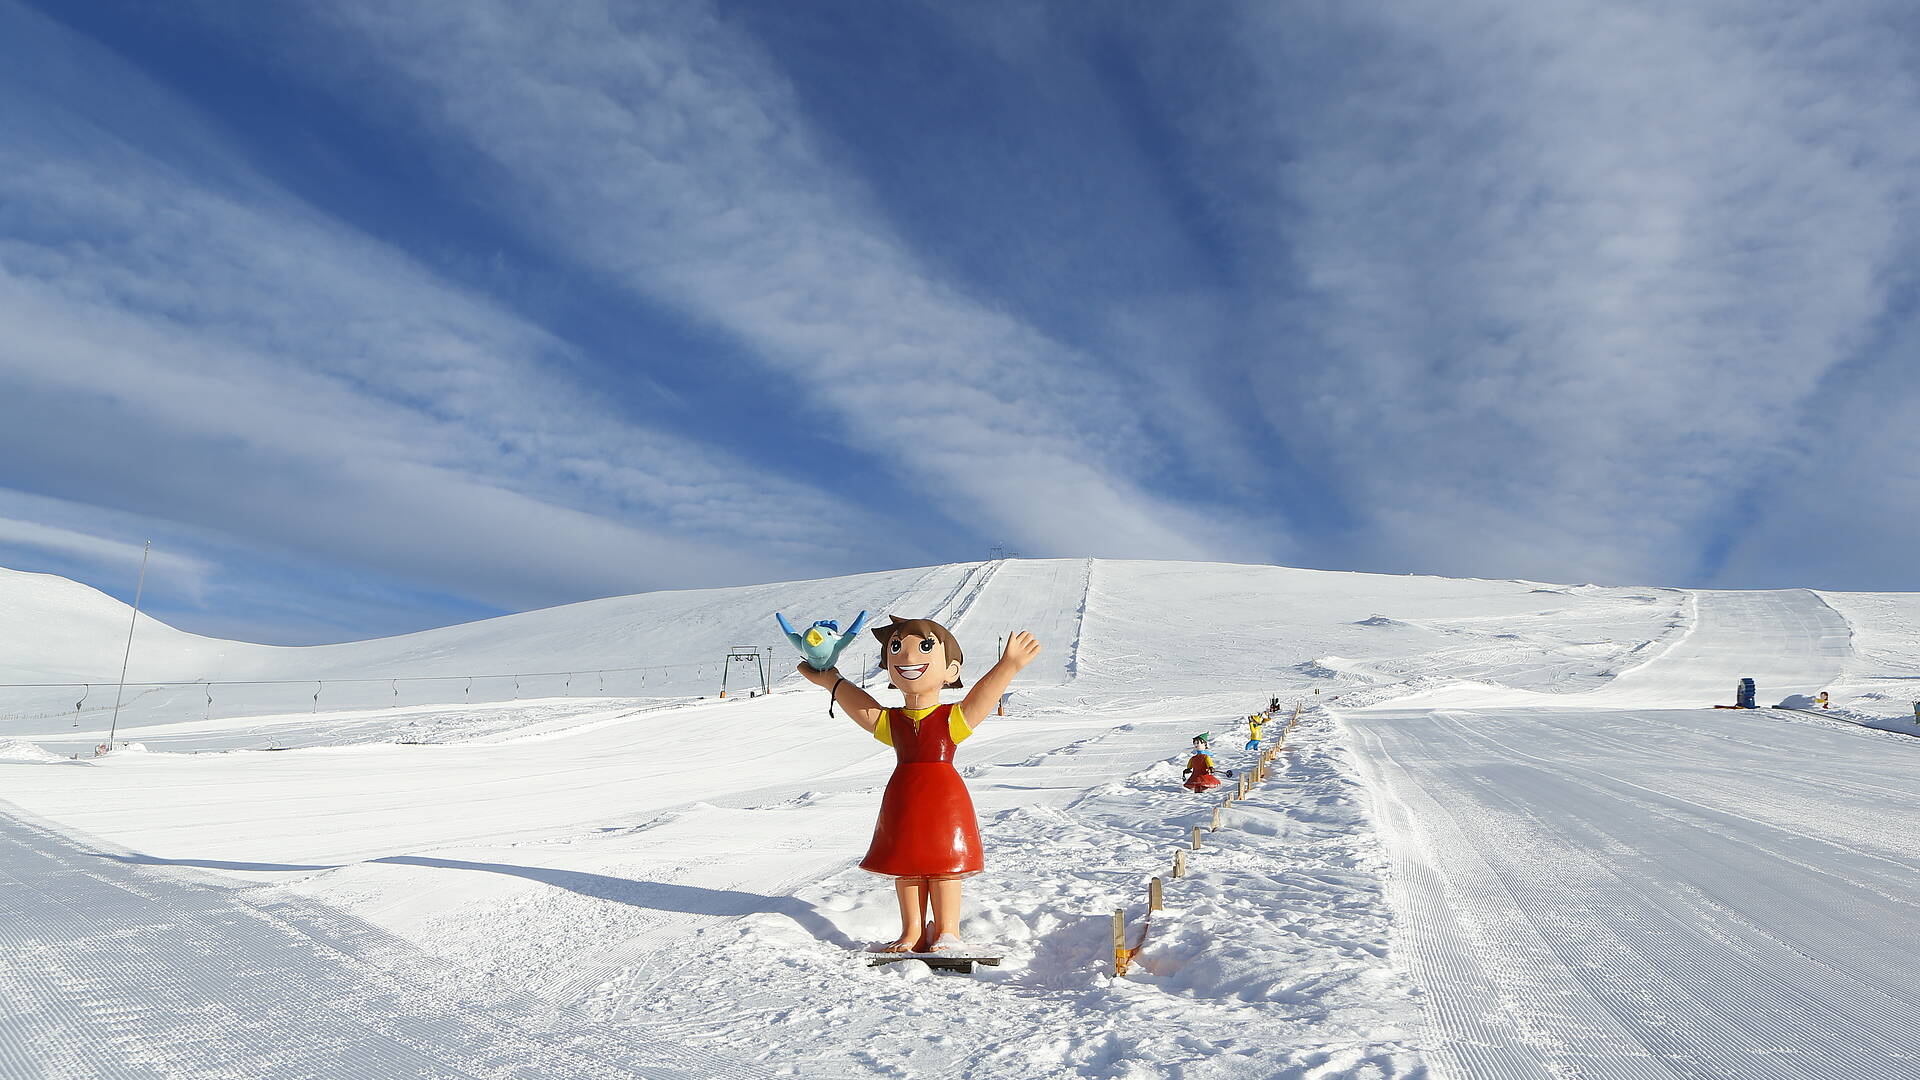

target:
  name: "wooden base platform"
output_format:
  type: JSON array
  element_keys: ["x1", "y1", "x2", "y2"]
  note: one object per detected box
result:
[{"x1": 866, "y1": 951, "x2": 1003, "y2": 974}]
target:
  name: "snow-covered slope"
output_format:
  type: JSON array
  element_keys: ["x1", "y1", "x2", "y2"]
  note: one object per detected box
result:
[
  {"x1": 0, "y1": 566, "x2": 223, "y2": 683},
  {"x1": 1346, "y1": 588, "x2": 1920, "y2": 1079},
  {"x1": 1, "y1": 558, "x2": 1689, "y2": 751},
  {"x1": 2, "y1": 559, "x2": 1916, "y2": 1079},
  {"x1": 0, "y1": 562, "x2": 983, "y2": 740}
]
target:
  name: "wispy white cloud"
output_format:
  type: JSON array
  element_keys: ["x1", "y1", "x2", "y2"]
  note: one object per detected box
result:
[
  {"x1": 0, "y1": 486, "x2": 497, "y2": 644},
  {"x1": 1709, "y1": 323, "x2": 1920, "y2": 590},
  {"x1": 0, "y1": 0, "x2": 912, "y2": 619},
  {"x1": 0, "y1": 514, "x2": 212, "y2": 597},
  {"x1": 6, "y1": 0, "x2": 1913, "y2": 636},
  {"x1": 292, "y1": 0, "x2": 1284, "y2": 565},
  {"x1": 1174, "y1": 0, "x2": 1920, "y2": 583}
]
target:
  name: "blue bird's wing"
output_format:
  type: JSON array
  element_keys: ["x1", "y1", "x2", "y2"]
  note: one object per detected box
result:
[{"x1": 774, "y1": 612, "x2": 806, "y2": 650}]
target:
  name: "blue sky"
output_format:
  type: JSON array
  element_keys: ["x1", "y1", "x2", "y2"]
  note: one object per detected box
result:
[{"x1": 3, "y1": 0, "x2": 1917, "y2": 644}]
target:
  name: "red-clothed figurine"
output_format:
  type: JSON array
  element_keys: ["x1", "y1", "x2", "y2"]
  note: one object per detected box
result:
[
  {"x1": 799, "y1": 616, "x2": 1041, "y2": 954},
  {"x1": 1182, "y1": 749, "x2": 1223, "y2": 792}
]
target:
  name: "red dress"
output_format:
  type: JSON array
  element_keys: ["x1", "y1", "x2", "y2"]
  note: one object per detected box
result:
[
  {"x1": 1183, "y1": 753, "x2": 1222, "y2": 792},
  {"x1": 861, "y1": 704, "x2": 985, "y2": 879}
]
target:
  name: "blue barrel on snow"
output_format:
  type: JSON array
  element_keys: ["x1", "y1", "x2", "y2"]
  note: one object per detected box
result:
[{"x1": 1736, "y1": 678, "x2": 1756, "y2": 709}]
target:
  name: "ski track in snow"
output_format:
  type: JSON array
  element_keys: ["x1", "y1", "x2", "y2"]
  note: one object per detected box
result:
[
  {"x1": 1344, "y1": 589, "x2": 1920, "y2": 1080},
  {"x1": 0, "y1": 803, "x2": 770, "y2": 1080}
]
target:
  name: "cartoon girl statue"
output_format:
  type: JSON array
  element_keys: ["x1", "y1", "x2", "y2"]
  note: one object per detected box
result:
[{"x1": 796, "y1": 616, "x2": 1041, "y2": 953}]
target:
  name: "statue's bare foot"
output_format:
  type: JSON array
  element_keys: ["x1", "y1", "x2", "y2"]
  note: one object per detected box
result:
[{"x1": 867, "y1": 935, "x2": 918, "y2": 953}]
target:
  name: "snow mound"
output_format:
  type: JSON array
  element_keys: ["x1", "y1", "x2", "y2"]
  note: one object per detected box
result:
[{"x1": 0, "y1": 739, "x2": 66, "y2": 763}]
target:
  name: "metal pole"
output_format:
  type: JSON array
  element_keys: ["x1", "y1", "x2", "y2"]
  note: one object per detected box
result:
[{"x1": 106, "y1": 540, "x2": 152, "y2": 749}]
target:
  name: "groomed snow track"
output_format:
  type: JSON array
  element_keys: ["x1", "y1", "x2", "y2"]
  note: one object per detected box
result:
[
  {"x1": 0, "y1": 802, "x2": 775, "y2": 1080},
  {"x1": 1343, "y1": 590, "x2": 1920, "y2": 1079}
]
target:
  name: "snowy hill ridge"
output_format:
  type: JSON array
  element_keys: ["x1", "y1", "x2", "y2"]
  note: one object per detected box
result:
[
  {"x1": 6, "y1": 558, "x2": 1920, "y2": 750},
  {"x1": 4, "y1": 557, "x2": 1688, "y2": 748}
]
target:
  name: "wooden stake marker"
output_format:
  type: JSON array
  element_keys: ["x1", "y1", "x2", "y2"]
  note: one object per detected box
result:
[
  {"x1": 1112, "y1": 909, "x2": 1127, "y2": 976},
  {"x1": 1210, "y1": 805, "x2": 1222, "y2": 831},
  {"x1": 1191, "y1": 826, "x2": 1203, "y2": 851},
  {"x1": 1149, "y1": 877, "x2": 1164, "y2": 911},
  {"x1": 1173, "y1": 849, "x2": 1187, "y2": 878}
]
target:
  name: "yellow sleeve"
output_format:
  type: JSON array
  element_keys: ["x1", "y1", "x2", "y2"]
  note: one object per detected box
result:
[
  {"x1": 948, "y1": 704, "x2": 973, "y2": 744},
  {"x1": 874, "y1": 711, "x2": 893, "y2": 747}
]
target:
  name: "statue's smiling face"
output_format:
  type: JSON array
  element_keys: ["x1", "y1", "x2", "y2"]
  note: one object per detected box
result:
[{"x1": 888, "y1": 633, "x2": 960, "y2": 690}]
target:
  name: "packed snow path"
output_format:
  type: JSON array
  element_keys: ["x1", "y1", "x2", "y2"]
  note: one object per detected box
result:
[
  {"x1": 1345, "y1": 590, "x2": 1920, "y2": 1078},
  {"x1": 0, "y1": 802, "x2": 771, "y2": 1080}
]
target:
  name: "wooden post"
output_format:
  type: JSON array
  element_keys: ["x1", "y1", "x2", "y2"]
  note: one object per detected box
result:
[
  {"x1": 1191, "y1": 826, "x2": 1203, "y2": 851},
  {"x1": 1210, "y1": 805, "x2": 1222, "y2": 831},
  {"x1": 1149, "y1": 877, "x2": 1163, "y2": 911},
  {"x1": 1173, "y1": 849, "x2": 1186, "y2": 878},
  {"x1": 1112, "y1": 909, "x2": 1127, "y2": 976}
]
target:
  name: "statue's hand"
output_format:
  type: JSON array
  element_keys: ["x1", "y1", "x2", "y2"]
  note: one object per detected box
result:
[
  {"x1": 1002, "y1": 630, "x2": 1042, "y2": 671},
  {"x1": 797, "y1": 663, "x2": 840, "y2": 687}
]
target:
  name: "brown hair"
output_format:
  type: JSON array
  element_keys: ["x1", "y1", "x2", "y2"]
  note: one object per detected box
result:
[{"x1": 870, "y1": 616, "x2": 965, "y2": 689}]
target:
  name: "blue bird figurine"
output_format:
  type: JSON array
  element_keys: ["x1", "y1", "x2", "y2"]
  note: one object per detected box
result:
[{"x1": 776, "y1": 610, "x2": 871, "y2": 672}]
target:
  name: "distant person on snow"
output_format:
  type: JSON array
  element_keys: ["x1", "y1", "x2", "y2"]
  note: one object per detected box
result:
[
  {"x1": 1245, "y1": 715, "x2": 1265, "y2": 751},
  {"x1": 798, "y1": 616, "x2": 1041, "y2": 955},
  {"x1": 1814, "y1": 691, "x2": 1831, "y2": 710}
]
